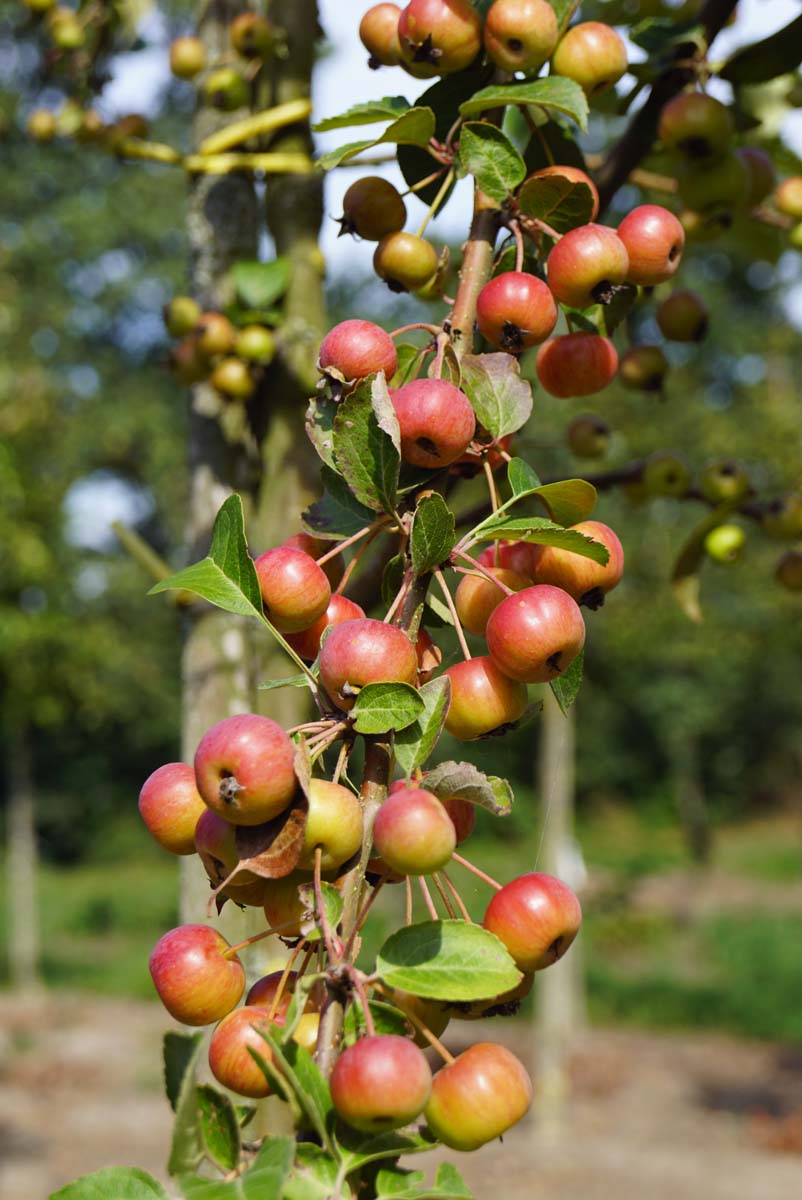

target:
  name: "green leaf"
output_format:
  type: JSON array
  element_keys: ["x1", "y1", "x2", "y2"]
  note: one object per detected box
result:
[
  {"x1": 523, "y1": 118, "x2": 586, "y2": 174},
  {"x1": 318, "y1": 107, "x2": 436, "y2": 169},
  {"x1": 50, "y1": 1169, "x2": 170, "y2": 1200},
  {"x1": 344, "y1": 998, "x2": 411, "y2": 1045},
  {"x1": 233, "y1": 258, "x2": 290, "y2": 309},
  {"x1": 410, "y1": 494, "x2": 456, "y2": 575},
  {"x1": 720, "y1": 14, "x2": 802, "y2": 84},
  {"x1": 550, "y1": 648, "x2": 584, "y2": 714},
  {"x1": 297, "y1": 879, "x2": 345, "y2": 943},
  {"x1": 305, "y1": 397, "x2": 338, "y2": 471},
  {"x1": 456, "y1": 123, "x2": 526, "y2": 204},
  {"x1": 493, "y1": 472, "x2": 597, "y2": 526},
  {"x1": 460, "y1": 78, "x2": 588, "y2": 131},
  {"x1": 382, "y1": 553, "x2": 406, "y2": 609},
  {"x1": 375, "y1": 1162, "x2": 473, "y2": 1200},
  {"x1": 392, "y1": 343, "x2": 424, "y2": 388},
  {"x1": 150, "y1": 494, "x2": 264, "y2": 621},
  {"x1": 395, "y1": 676, "x2": 451, "y2": 776},
  {"x1": 547, "y1": 0, "x2": 580, "y2": 36},
  {"x1": 166, "y1": 1033, "x2": 205, "y2": 1177},
  {"x1": 460, "y1": 353, "x2": 533, "y2": 440},
  {"x1": 314, "y1": 96, "x2": 411, "y2": 131},
  {"x1": 476, "y1": 516, "x2": 608, "y2": 562},
  {"x1": 397, "y1": 69, "x2": 488, "y2": 204},
  {"x1": 303, "y1": 465, "x2": 376, "y2": 539},
  {"x1": 507, "y1": 457, "x2": 542, "y2": 495},
  {"x1": 259, "y1": 673, "x2": 311, "y2": 692},
  {"x1": 629, "y1": 15, "x2": 703, "y2": 57},
  {"x1": 351, "y1": 681, "x2": 425, "y2": 734},
  {"x1": 337, "y1": 1129, "x2": 437, "y2": 1174},
  {"x1": 163, "y1": 1031, "x2": 203, "y2": 1112},
  {"x1": 425, "y1": 591, "x2": 454, "y2": 627},
  {"x1": 671, "y1": 505, "x2": 736, "y2": 622},
  {"x1": 423, "y1": 759, "x2": 513, "y2": 816},
  {"x1": 283, "y1": 1145, "x2": 347, "y2": 1200},
  {"x1": 197, "y1": 1085, "x2": 241, "y2": 1173},
  {"x1": 333, "y1": 376, "x2": 400, "y2": 514},
  {"x1": 179, "y1": 1138, "x2": 294, "y2": 1199},
  {"x1": 258, "y1": 1032, "x2": 335, "y2": 1151},
  {"x1": 517, "y1": 172, "x2": 595, "y2": 234},
  {"x1": 377, "y1": 919, "x2": 521, "y2": 1001}
]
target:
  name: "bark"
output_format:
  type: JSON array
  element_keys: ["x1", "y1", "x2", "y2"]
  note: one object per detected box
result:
[{"x1": 5, "y1": 724, "x2": 40, "y2": 993}]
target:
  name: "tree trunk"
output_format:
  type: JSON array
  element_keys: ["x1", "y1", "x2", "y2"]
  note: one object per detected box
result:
[{"x1": 6, "y1": 724, "x2": 40, "y2": 993}]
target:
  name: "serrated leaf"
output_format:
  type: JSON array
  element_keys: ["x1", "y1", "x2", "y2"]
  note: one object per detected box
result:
[
  {"x1": 392, "y1": 343, "x2": 425, "y2": 388},
  {"x1": 507, "y1": 457, "x2": 542, "y2": 495},
  {"x1": 523, "y1": 118, "x2": 586, "y2": 174},
  {"x1": 50, "y1": 1169, "x2": 170, "y2": 1200},
  {"x1": 517, "y1": 173, "x2": 595, "y2": 234},
  {"x1": 550, "y1": 648, "x2": 584, "y2": 714},
  {"x1": 303, "y1": 465, "x2": 376, "y2": 539},
  {"x1": 297, "y1": 879, "x2": 345, "y2": 943},
  {"x1": 377, "y1": 920, "x2": 521, "y2": 1001},
  {"x1": 282, "y1": 1145, "x2": 345, "y2": 1200},
  {"x1": 460, "y1": 78, "x2": 588, "y2": 131},
  {"x1": 410, "y1": 494, "x2": 456, "y2": 575},
  {"x1": 318, "y1": 108, "x2": 436, "y2": 169},
  {"x1": 233, "y1": 258, "x2": 290, "y2": 310},
  {"x1": 314, "y1": 96, "x2": 411, "y2": 132},
  {"x1": 423, "y1": 760, "x2": 513, "y2": 816},
  {"x1": 305, "y1": 397, "x2": 338, "y2": 471},
  {"x1": 351, "y1": 681, "x2": 424, "y2": 734},
  {"x1": 374, "y1": 1161, "x2": 473, "y2": 1200},
  {"x1": 179, "y1": 1137, "x2": 293, "y2": 1199},
  {"x1": 232, "y1": 792, "x2": 309, "y2": 882},
  {"x1": 395, "y1": 676, "x2": 451, "y2": 776},
  {"x1": 476, "y1": 516, "x2": 608, "y2": 562},
  {"x1": 495, "y1": 475, "x2": 597, "y2": 526},
  {"x1": 337, "y1": 1128, "x2": 437, "y2": 1173},
  {"x1": 197, "y1": 1085, "x2": 241, "y2": 1173},
  {"x1": 333, "y1": 377, "x2": 400, "y2": 514},
  {"x1": 456, "y1": 123, "x2": 526, "y2": 204},
  {"x1": 165, "y1": 1032, "x2": 205, "y2": 1177},
  {"x1": 460, "y1": 354, "x2": 533, "y2": 440}
]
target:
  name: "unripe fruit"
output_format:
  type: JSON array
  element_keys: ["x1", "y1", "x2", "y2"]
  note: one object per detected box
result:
[
  {"x1": 373, "y1": 787, "x2": 456, "y2": 875},
  {"x1": 547, "y1": 223, "x2": 629, "y2": 310},
  {"x1": 194, "y1": 807, "x2": 260, "y2": 890},
  {"x1": 331, "y1": 1035, "x2": 432, "y2": 1132},
  {"x1": 292, "y1": 1012, "x2": 321, "y2": 1052},
  {"x1": 203, "y1": 67, "x2": 249, "y2": 112},
  {"x1": 169, "y1": 35, "x2": 206, "y2": 79},
  {"x1": 775, "y1": 550, "x2": 802, "y2": 591},
  {"x1": 340, "y1": 177, "x2": 407, "y2": 241},
  {"x1": 536, "y1": 333, "x2": 618, "y2": 398},
  {"x1": 319, "y1": 319, "x2": 397, "y2": 381},
  {"x1": 642, "y1": 451, "x2": 691, "y2": 497},
  {"x1": 164, "y1": 295, "x2": 201, "y2": 338},
  {"x1": 139, "y1": 762, "x2": 206, "y2": 856},
  {"x1": 762, "y1": 494, "x2": 802, "y2": 540},
  {"x1": 211, "y1": 357, "x2": 255, "y2": 400},
  {"x1": 656, "y1": 289, "x2": 709, "y2": 342},
  {"x1": 197, "y1": 312, "x2": 236, "y2": 359},
  {"x1": 618, "y1": 345, "x2": 669, "y2": 393},
  {"x1": 443, "y1": 656, "x2": 528, "y2": 740},
  {"x1": 617, "y1": 205, "x2": 685, "y2": 286},
  {"x1": 483, "y1": 0, "x2": 559, "y2": 73},
  {"x1": 194, "y1": 713, "x2": 297, "y2": 826},
  {"x1": 551, "y1": 22, "x2": 628, "y2": 96},
  {"x1": 486, "y1": 584, "x2": 586, "y2": 684},
  {"x1": 425, "y1": 1042, "x2": 532, "y2": 1150},
  {"x1": 704, "y1": 524, "x2": 745, "y2": 564},
  {"x1": 398, "y1": 0, "x2": 483, "y2": 77},
  {"x1": 26, "y1": 109, "x2": 57, "y2": 142},
  {"x1": 477, "y1": 540, "x2": 536, "y2": 578},
  {"x1": 523, "y1": 165, "x2": 600, "y2": 220},
  {"x1": 254, "y1": 546, "x2": 331, "y2": 633},
  {"x1": 285, "y1": 594, "x2": 365, "y2": 661},
  {"x1": 171, "y1": 336, "x2": 208, "y2": 385},
  {"x1": 374, "y1": 232, "x2": 439, "y2": 293},
  {"x1": 455, "y1": 567, "x2": 531, "y2": 636},
  {"x1": 318, "y1": 618, "x2": 418, "y2": 710},
  {"x1": 476, "y1": 271, "x2": 558, "y2": 352},
  {"x1": 23, "y1": 0, "x2": 56, "y2": 12},
  {"x1": 699, "y1": 459, "x2": 750, "y2": 504},
  {"x1": 658, "y1": 92, "x2": 734, "y2": 160},
  {"x1": 236, "y1": 324, "x2": 275, "y2": 364},
  {"x1": 567, "y1": 413, "x2": 610, "y2": 459},
  {"x1": 230, "y1": 12, "x2": 274, "y2": 58},
  {"x1": 533, "y1": 520, "x2": 624, "y2": 608},
  {"x1": 737, "y1": 146, "x2": 776, "y2": 208},
  {"x1": 360, "y1": 3, "x2": 404, "y2": 67},
  {"x1": 677, "y1": 149, "x2": 748, "y2": 214},
  {"x1": 283, "y1": 533, "x2": 345, "y2": 589},
  {"x1": 149, "y1": 925, "x2": 245, "y2": 1025},
  {"x1": 391, "y1": 378, "x2": 476, "y2": 468},
  {"x1": 209, "y1": 1006, "x2": 276, "y2": 1098},
  {"x1": 48, "y1": 7, "x2": 85, "y2": 49},
  {"x1": 297, "y1": 779, "x2": 363, "y2": 872},
  {"x1": 483, "y1": 872, "x2": 582, "y2": 972},
  {"x1": 774, "y1": 176, "x2": 802, "y2": 220}
]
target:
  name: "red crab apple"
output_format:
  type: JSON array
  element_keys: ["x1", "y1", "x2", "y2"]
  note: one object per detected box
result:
[
  {"x1": 339, "y1": 177, "x2": 407, "y2": 241},
  {"x1": 391, "y1": 378, "x2": 476, "y2": 468},
  {"x1": 484, "y1": 872, "x2": 582, "y2": 972},
  {"x1": 149, "y1": 925, "x2": 245, "y2": 1025},
  {"x1": 194, "y1": 807, "x2": 261, "y2": 893},
  {"x1": 360, "y1": 3, "x2": 404, "y2": 66},
  {"x1": 374, "y1": 232, "x2": 439, "y2": 292},
  {"x1": 476, "y1": 271, "x2": 558, "y2": 352},
  {"x1": 282, "y1": 533, "x2": 345, "y2": 590},
  {"x1": 547, "y1": 223, "x2": 629, "y2": 309},
  {"x1": 455, "y1": 566, "x2": 532, "y2": 636},
  {"x1": 389, "y1": 779, "x2": 475, "y2": 844},
  {"x1": 656, "y1": 289, "x2": 709, "y2": 342},
  {"x1": 618, "y1": 345, "x2": 669, "y2": 393},
  {"x1": 169, "y1": 35, "x2": 207, "y2": 79},
  {"x1": 246, "y1": 969, "x2": 305, "y2": 1015},
  {"x1": 486, "y1": 585, "x2": 586, "y2": 684},
  {"x1": 297, "y1": 778, "x2": 363, "y2": 872},
  {"x1": 567, "y1": 413, "x2": 610, "y2": 459},
  {"x1": 397, "y1": 0, "x2": 483, "y2": 77},
  {"x1": 372, "y1": 787, "x2": 456, "y2": 875},
  {"x1": 536, "y1": 333, "x2": 618, "y2": 398},
  {"x1": 318, "y1": 618, "x2": 418, "y2": 710},
  {"x1": 483, "y1": 0, "x2": 558, "y2": 72},
  {"x1": 533, "y1": 521, "x2": 624, "y2": 609},
  {"x1": 194, "y1": 713, "x2": 297, "y2": 826},
  {"x1": 524, "y1": 165, "x2": 600, "y2": 220},
  {"x1": 551, "y1": 21, "x2": 628, "y2": 96},
  {"x1": 443, "y1": 656, "x2": 528, "y2": 740},
  {"x1": 477, "y1": 540, "x2": 536, "y2": 579},
  {"x1": 138, "y1": 762, "x2": 206, "y2": 855},
  {"x1": 424, "y1": 1042, "x2": 533, "y2": 1150},
  {"x1": 318, "y1": 319, "x2": 397, "y2": 381},
  {"x1": 254, "y1": 546, "x2": 331, "y2": 633},
  {"x1": 209, "y1": 1006, "x2": 276, "y2": 1098},
  {"x1": 617, "y1": 205, "x2": 685, "y2": 286},
  {"x1": 285, "y1": 594, "x2": 365, "y2": 661},
  {"x1": 658, "y1": 91, "x2": 733, "y2": 160},
  {"x1": 330, "y1": 1035, "x2": 433, "y2": 1131}
]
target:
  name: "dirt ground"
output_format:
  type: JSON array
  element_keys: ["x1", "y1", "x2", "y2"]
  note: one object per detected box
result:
[{"x1": 2, "y1": 992, "x2": 802, "y2": 1200}]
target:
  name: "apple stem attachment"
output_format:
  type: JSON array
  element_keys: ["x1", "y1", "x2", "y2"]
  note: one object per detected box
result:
[
  {"x1": 376, "y1": 981, "x2": 455, "y2": 1065},
  {"x1": 439, "y1": 869, "x2": 472, "y2": 922},
  {"x1": 509, "y1": 219, "x2": 525, "y2": 273},
  {"x1": 389, "y1": 322, "x2": 441, "y2": 340},
  {"x1": 452, "y1": 852, "x2": 503, "y2": 891},
  {"x1": 418, "y1": 875, "x2": 440, "y2": 921},
  {"x1": 433, "y1": 569, "x2": 472, "y2": 661},
  {"x1": 432, "y1": 872, "x2": 457, "y2": 919}
]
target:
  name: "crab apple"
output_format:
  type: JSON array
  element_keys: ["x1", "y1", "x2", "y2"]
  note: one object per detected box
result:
[
  {"x1": 331, "y1": 1035, "x2": 433, "y2": 1132},
  {"x1": 617, "y1": 205, "x2": 685, "y2": 286},
  {"x1": 236, "y1": 324, "x2": 275, "y2": 364},
  {"x1": 23, "y1": 0, "x2": 57, "y2": 11},
  {"x1": 774, "y1": 176, "x2": 802, "y2": 219},
  {"x1": 536, "y1": 333, "x2": 618, "y2": 399},
  {"x1": 397, "y1": 0, "x2": 483, "y2": 77},
  {"x1": 194, "y1": 713, "x2": 297, "y2": 826},
  {"x1": 642, "y1": 451, "x2": 691, "y2": 497},
  {"x1": 658, "y1": 91, "x2": 733, "y2": 160},
  {"x1": 169, "y1": 35, "x2": 206, "y2": 79},
  {"x1": 138, "y1": 762, "x2": 205, "y2": 856},
  {"x1": 194, "y1": 808, "x2": 260, "y2": 888},
  {"x1": 246, "y1": 969, "x2": 306, "y2": 1015},
  {"x1": 285, "y1": 594, "x2": 365, "y2": 661},
  {"x1": 282, "y1": 533, "x2": 345, "y2": 589},
  {"x1": 373, "y1": 787, "x2": 456, "y2": 875},
  {"x1": 476, "y1": 271, "x2": 558, "y2": 353},
  {"x1": 619, "y1": 345, "x2": 669, "y2": 393},
  {"x1": 360, "y1": 3, "x2": 404, "y2": 67},
  {"x1": 340, "y1": 177, "x2": 407, "y2": 241},
  {"x1": 425, "y1": 1042, "x2": 532, "y2": 1150},
  {"x1": 656, "y1": 289, "x2": 709, "y2": 342},
  {"x1": 253, "y1": 546, "x2": 331, "y2": 634},
  {"x1": 390, "y1": 988, "x2": 451, "y2": 1044},
  {"x1": 230, "y1": 12, "x2": 274, "y2": 57},
  {"x1": 477, "y1": 540, "x2": 536, "y2": 579},
  {"x1": 546, "y1": 223, "x2": 629, "y2": 309},
  {"x1": 483, "y1": 0, "x2": 558, "y2": 73},
  {"x1": 389, "y1": 779, "x2": 475, "y2": 844},
  {"x1": 209, "y1": 1006, "x2": 276, "y2": 1098},
  {"x1": 49, "y1": 7, "x2": 85, "y2": 49},
  {"x1": 762, "y1": 494, "x2": 802, "y2": 540},
  {"x1": 738, "y1": 146, "x2": 776, "y2": 207},
  {"x1": 677, "y1": 150, "x2": 748, "y2": 214},
  {"x1": 484, "y1": 872, "x2": 582, "y2": 972},
  {"x1": 533, "y1": 521, "x2": 624, "y2": 609},
  {"x1": 171, "y1": 336, "x2": 208, "y2": 385},
  {"x1": 567, "y1": 413, "x2": 610, "y2": 459},
  {"x1": 776, "y1": 550, "x2": 802, "y2": 591},
  {"x1": 319, "y1": 618, "x2": 418, "y2": 710},
  {"x1": 415, "y1": 627, "x2": 442, "y2": 684},
  {"x1": 486, "y1": 584, "x2": 585, "y2": 684},
  {"x1": 297, "y1": 779, "x2": 363, "y2": 872},
  {"x1": 443, "y1": 656, "x2": 528, "y2": 740},
  {"x1": 443, "y1": 971, "x2": 534, "y2": 1021},
  {"x1": 203, "y1": 67, "x2": 249, "y2": 111},
  {"x1": 374, "y1": 232, "x2": 439, "y2": 293},
  {"x1": 704, "y1": 524, "x2": 745, "y2": 564},
  {"x1": 524, "y1": 165, "x2": 600, "y2": 220},
  {"x1": 292, "y1": 1013, "x2": 321, "y2": 1052},
  {"x1": 197, "y1": 312, "x2": 236, "y2": 359},
  {"x1": 455, "y1": 566, "x2": 531, "y2": 636},
  {"x1": 699, "y1": 459, "x2": 751, "y2": 504},
  {"x1": 551, "y1": 22, "x2": 627, "y2": 96},
  {"x1": 319, "y1": 319, "x2": 397, "y2": 382},
  {"x1": 26, "y1": 109, "x2": 57, "y2": 142},
  {"x1": 391, "y1": 378, "x2": 475, "y2": 469},
  {"x1": 149, "y1": 925, "x2": 245, "y2": 1025},
  {"x1": 163, "y1": 295, "x2": 201, "y2": 338},
  {"x1": 211, "y1": 357, "x2": 255, "y2": 400},
  {"x1": 263, "y1": 873, "x2": 308, "y2": 938}
]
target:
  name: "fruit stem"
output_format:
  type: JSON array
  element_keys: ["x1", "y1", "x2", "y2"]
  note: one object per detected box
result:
[
  {"x1": 452, "y1": 852, "x2": 503, "y2": 891},
  {"x1": 432, "y1": 872, "x2": 457, "y2": 919},
  {"x1": 433, "y1": 569, "x2": 472, "y2": 661},
  {"x1": 267, "y1": 942, "x2": 305, "y2": 1021},
  {"x1": 353, "y1": 971, "x2": 376, "y2": 1037},
  {"x1": 451, "y1": 548, "x2": 516, "y2": 596},
  {"x1": 510, "y1": 219, "x2": 525, "y2": 273},
  {"x1": 483, "y1": 459, "x2": 500, "y2": 514},
  {"x1": 316, "y1": 519, "x2": 389, "y2": 567},
  {"x1": 314, "y1": 846, "x2": 340, "y2": 965},
  {"x1": 331, "y1": 739, "x2": 349, "y2": 786},
  {"x1": 346, "y1": 878, "x2": 386, "y2": 954},
  {"x1": 418, "y1": 875, "x2": 440, "y2": 921},
  {"x1": 335, "y1": 524, "x2": 385, "y2": 595},
  {"x1": 404, "y1": 166, "x2": 448, "y2": 196},
  {"x1": 222, "y1": 919, "x2": 298, "y2": 957},
  {"x1": 389, "y1": 322, "x2": 441, "y2": 339},
  {"x1": 375, "y1": 981, "x2": 455, "y2": 1065},
  {"x1": 440, "y1": 869, "x2": 473, "y2": 922},
  {"x1": 405, "y1": 875, "x2": 414, "y2": 926},
  {"x1": 416, "y1": 167, "x2": 455, "y2": 237}
]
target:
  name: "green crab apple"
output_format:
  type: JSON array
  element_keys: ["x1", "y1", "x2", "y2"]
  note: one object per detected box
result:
[
  {"x1": 619, "y1": 345, "x2": 669, "y2": 393},
  {"x1": 704, "y1": 524, "x2": 745, "y2": 563},
  {"x1": 551, "y1": 21, "x2": 628, "y2": 95},
  {"x1": 567, "y1": 413, "x2": 610, "y2": 459},
  {"x1": 483, "y1": 871, "x2": 582, "y2": 972},
  {"x1": 642, "y1": 451, "x2": 691, "y2": 497},
  {"x1": 230, "y1": 12, "x2": 274, "y2": 57},
  {"x1": 163, "y1": 295, "x2": 201, "y2": 337},
  {"x1": 194, "y1": 713, "x2": 297, "y2": 826},
  {"x1": 330, "y1": 1034, "x2": 433, "y2": 1131},
  {"x1": 656, "y1": 289, "x2": 709, "y2": 342},
  {"x1": 297, "y1": 779, "x2": 363, "y2": 872},
  {"x1": 149, "y1": 925, "x2": 245, "y2": 1025},
  {"x1": 374, "y1": 232, "x2": 439, "y2": 292},
  {"x1": 236, "y1": 325, "x2": 275, "y2": 364},
  {"x1": 169, "y1": 35, "x2": 206, "y2": 79},
  {"x1": 699, "y1": 459, "x2": 751, "y2": 504},
  {"x1": 658, "y1": 91, "x2": 733, "y2": 160},
  {"x1": 339, "y1": 177, "x2": 407, "y2": 241},
  {"x1": 424, "y1": 1042, "x2": 533, "y2": 1150}
]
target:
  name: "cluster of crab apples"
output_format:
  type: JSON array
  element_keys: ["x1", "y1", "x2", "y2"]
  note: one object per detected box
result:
[{"x1": 162, "y1": 297, "x2": 274, "y2": 401}]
